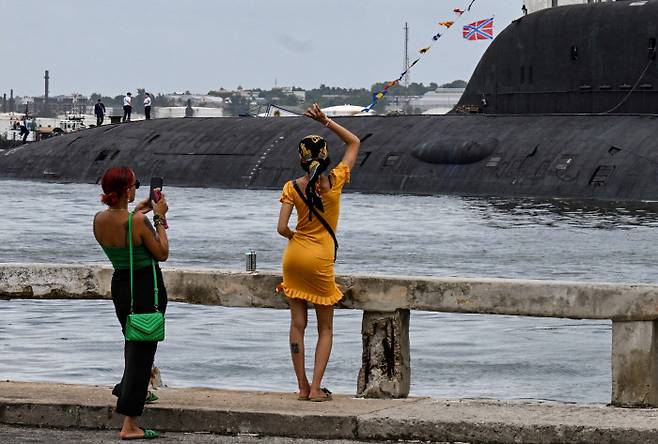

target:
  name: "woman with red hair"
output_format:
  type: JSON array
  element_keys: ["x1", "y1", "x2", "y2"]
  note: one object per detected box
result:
[{"x1": 93, "y1": 166, "x2": 169, "y2": 440}]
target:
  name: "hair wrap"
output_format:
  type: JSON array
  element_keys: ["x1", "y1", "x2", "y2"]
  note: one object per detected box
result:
[{"x1": 298, "y1": 135, "x2": 330, "y2": 220}]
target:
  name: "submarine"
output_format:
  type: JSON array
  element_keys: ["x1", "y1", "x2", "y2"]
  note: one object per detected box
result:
[{"x1": 2, "y1": 0, "x2": 658, "y2": 202}]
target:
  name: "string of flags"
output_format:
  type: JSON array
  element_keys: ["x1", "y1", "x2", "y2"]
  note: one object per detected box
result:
[{"x1": 361, "y1": 0, "x2": 494, "y2": 112}]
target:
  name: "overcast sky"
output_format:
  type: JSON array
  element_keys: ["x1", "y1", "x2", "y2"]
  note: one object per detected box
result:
[{"x1": 0, "y1": 0, "x2": 524, "y2": 97}]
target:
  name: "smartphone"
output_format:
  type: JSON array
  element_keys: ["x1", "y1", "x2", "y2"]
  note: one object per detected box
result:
[{"x1": 149, "y1": 177, "x2": 164, "y2": 203}]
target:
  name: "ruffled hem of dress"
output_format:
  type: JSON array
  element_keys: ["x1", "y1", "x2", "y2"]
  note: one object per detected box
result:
[{"x1": 276, "y1": 283, "x2": 342, "y2": 306}]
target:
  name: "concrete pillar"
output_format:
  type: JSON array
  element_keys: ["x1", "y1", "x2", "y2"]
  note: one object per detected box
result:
[
  {"x1": 357, "y1": 309, "x2": 410, "y2": 398},
  {"x1": 611, "y1": 320, "x2": 658, "y2": 407}
]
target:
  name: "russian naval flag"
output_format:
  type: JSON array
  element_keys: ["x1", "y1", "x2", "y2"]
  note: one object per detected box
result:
[{"x1": 463, "y1": 18, "x2": 494, "y2": 41}]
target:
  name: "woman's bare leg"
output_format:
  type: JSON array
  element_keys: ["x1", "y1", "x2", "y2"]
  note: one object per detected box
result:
[
  {"x1": 310, "y1": 304, "x2": 334, "y2": 399},
  {"x1": 289, "y1": 298, "x2": 310, "y2": 398}
]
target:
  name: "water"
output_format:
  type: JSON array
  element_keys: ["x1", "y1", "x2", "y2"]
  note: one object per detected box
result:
[{"x1": 2, "y1": 179, "x2": 657, "y2": 403}]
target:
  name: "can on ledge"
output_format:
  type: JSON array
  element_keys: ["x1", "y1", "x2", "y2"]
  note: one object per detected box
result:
[{"x1": 245, "y1": 250, "x2": 257, "y2": 272}]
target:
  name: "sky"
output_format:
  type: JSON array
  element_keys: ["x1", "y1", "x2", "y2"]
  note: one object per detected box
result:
[{"x1": 0, "y1": 0, "x2": 524, "y2": 97}]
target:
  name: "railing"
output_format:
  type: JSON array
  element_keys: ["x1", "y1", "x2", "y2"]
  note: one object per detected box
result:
[{"x1": 2, "y1": 263, "x2": 658, "y2": 407}]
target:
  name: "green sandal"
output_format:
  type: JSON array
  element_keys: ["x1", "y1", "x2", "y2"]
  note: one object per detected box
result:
[
  {"x1": 121, "y1": 428, "x2": 160, "y2": 440},
  {"x1": 145, "y1": 391, "x2": 159, "y2": 404}
]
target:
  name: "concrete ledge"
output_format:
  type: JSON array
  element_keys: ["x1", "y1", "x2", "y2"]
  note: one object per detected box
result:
[
  {"x1": 0, "y1": 382, "x2": 404, "y2": 440},
  {"x1": 3, "y1": 382, "x2": 658, "y2": 443},
  {"x1": 2, "y1": 263, "x2": 658, "y2": 320},
  {"x1": 357, "y1": 400, "x2": 658, "y2": 444}
]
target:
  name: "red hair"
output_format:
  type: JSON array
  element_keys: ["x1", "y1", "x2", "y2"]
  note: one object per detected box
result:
[{"x1": 100, "y1": 167, "x2": 134, "y2": 206}]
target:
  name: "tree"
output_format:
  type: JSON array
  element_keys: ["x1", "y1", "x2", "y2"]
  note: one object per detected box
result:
[
  {"x1": 134, "y1": 88, "x2": 147, "y2": 112},
  {"x1": 227, "y1": 93, "x2": 251, "y2": 116},
  {"x1": 153, "y1": 94, "x2": 175, "y2": 107},
  {"x1": 440, "y1": 80, "x2": 467, "y2": 88}
]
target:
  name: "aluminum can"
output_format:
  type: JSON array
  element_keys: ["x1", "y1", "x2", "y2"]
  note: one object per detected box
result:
[{"x1": 245, "y1": 250, "x2": 257, "y2": 272}]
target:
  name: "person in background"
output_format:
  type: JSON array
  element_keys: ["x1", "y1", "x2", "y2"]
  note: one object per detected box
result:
[
  {"x1": 123, "y1": 92, "x2": 133, "y2": 122},
  {"x1": 93, "y1": 167, "x2": 169, "y2": 440},
  {"x1": 95, "y1": 99, "x2": 106, "y2": 127},
  {"x1": 276, "y1": 104, "x2": 360, "y2": 402},
  {"x1": 144, "y1": 93, "x2": 152, "y2": 120},
  {"x1": 19, "y1": 115, "x2": 29, "y2": 142}
]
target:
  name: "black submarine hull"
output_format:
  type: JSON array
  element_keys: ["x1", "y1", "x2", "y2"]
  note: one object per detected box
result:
[
  {"x1": 0, "y1": 114, "x2": 656, "y2": 202},
  {"x1": 3, "y1": 1, "x2": 658, "y2": 202}
]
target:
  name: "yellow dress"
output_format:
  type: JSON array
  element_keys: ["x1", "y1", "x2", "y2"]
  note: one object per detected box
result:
[{"x1": 277, "y1": 162, "x2": 350, "y2": 306}]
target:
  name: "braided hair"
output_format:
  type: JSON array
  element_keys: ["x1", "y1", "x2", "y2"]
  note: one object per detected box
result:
[{"x1": 298, "y1": 135, "x2": 331, "y2": 219}]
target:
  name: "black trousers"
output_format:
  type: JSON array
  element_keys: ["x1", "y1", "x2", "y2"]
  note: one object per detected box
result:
[
  {"x1": 96, "y1": 114, "x2": 104, "y2": 126},
  {"x1": 20, "y1": 126, "x2": 28, "y2": 142},
  {"x1": 144, "y1": 106, "x2": 151, "y2": 120},
  {"x1": 111, "y1": 265, "x2": 168, "y2": 417},
  {"x1": 122, "y1": 105, "x2": 132, "y2": 122}
]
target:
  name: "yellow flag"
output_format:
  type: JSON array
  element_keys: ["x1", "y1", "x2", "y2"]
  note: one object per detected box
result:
[
  {"x1": 438, "y1": 21, "x2": 454, "y2": 28},
  {"x1": 419, "y1": 46, "x2": 431, "y2": 54}
]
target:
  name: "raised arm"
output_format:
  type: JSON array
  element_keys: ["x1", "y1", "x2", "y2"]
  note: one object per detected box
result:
[
  {"x1": 137, "y1": 193, "x2": 169, "y2": 261},
  {"x1": 304, "y1": 103, "x2": 361, "y2": 171}
]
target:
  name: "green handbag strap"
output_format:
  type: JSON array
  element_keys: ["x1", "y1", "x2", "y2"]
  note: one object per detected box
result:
[{"x1": 128, "y1": 211, "x2": 159, "y2": 314}]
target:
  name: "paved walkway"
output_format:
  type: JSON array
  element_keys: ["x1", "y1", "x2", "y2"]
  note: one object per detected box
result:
[
  {"x1": 2, "y1": 381, "x2": 658, "y2": 443},
  {"x1": 0, "y1": 424, "x2": 424, "y2": 444}
]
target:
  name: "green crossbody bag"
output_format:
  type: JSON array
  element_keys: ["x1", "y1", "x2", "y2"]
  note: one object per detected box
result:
[{"x1": 124, "y1": 212, "x2": 165, "y2": 342}]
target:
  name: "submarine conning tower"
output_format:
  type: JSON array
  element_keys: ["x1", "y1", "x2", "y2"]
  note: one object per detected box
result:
[{"x1": 456, "y1": 0, "x2": 658, "y2": 114}]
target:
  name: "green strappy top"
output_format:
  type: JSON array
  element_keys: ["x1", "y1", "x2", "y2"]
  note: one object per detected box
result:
[
  {"x1": 102, "y1": 245, "x2": 153, "y2": 270},
  {"x1": 97, "y1": 211, "x2": 154, "y2": 270}
]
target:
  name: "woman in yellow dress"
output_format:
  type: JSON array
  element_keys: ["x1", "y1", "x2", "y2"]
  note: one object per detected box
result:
[{"x1": 277, "y1": 103, "x2": 360, "y2": 402}]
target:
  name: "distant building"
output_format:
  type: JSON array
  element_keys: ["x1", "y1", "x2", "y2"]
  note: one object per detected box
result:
[
  {"x1": 161, "y1": 93, "x2": 224, "y2": 107},
  {"x1": 415, "y1": 88, "x2": 465, "y2": 115},
  {"x1": 386, "y1": 88, "x2": 465, "y2": 115},
  {"x1": 276, "y1": 86, "x2": 306, "y2": 102},
  {"x1": 29, "y1": 95, "x2": 89, "y2": 116},
  {"x1": 525, "y1": 0, "x2": 615, "y2": 14},
  {"x1": 155, "y1": 107, "x2": 224, "y2": 119}
]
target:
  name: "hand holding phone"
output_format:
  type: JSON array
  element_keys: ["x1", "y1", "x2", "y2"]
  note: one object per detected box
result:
[
  {"x1": 149, "y1": 176, "x2": 169, "y2": 229},
  {"x1": 150, "y1": 177, "x2": 164, "y2": 204}
]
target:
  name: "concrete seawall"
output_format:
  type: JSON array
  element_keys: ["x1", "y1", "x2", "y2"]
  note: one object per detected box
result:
[
  {"x1": 4, "y1": 263, "x2": 658, "y2": 410},
  {"x1": 2, "y1": 263, "x2": 658, "y2": 320}
]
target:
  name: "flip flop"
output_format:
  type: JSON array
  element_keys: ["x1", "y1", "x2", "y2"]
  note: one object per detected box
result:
[
  {"x1": 309, "y1": 387, "x2": 332, "y2": 402},
  {"x1": 297, "y1": 395, "x2": 309, "y2": 401},
  {"x1": 145, "y1": 391, "x2": 159, "y2": 404},
  {"x1": 121, "y1": 429, "x2": 160, "y2": 440}
]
